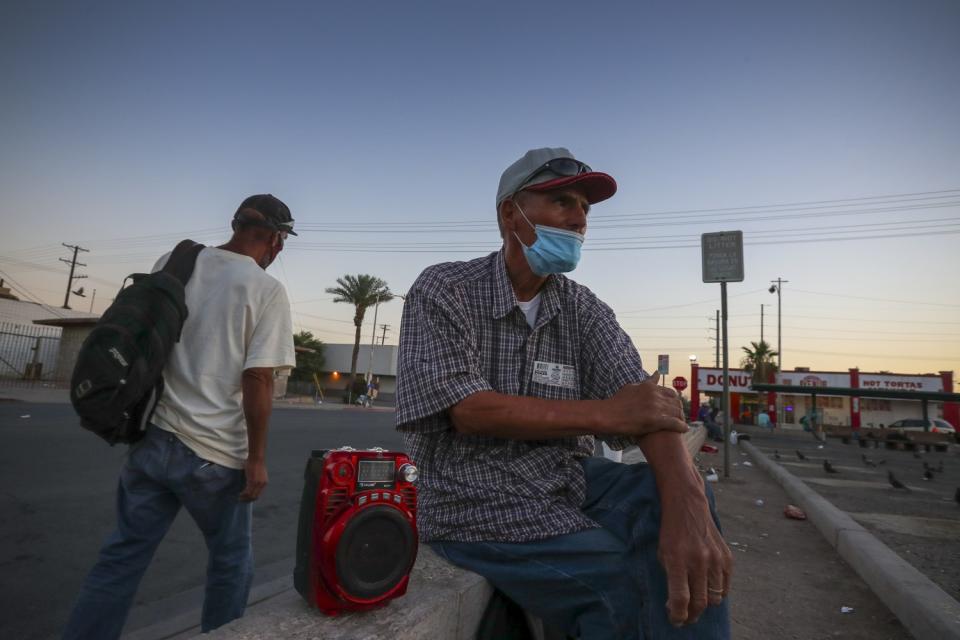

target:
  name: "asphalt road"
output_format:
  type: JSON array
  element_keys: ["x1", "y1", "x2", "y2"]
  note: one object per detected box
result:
[
  {"x1": 0, "y1": 402, "x2": 403, "y2": 640},
  {"x1": 744, "y1": 427, "x2": 960, "y2": 602}
]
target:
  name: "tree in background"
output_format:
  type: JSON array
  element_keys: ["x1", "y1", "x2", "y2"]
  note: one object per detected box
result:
[
  {"x1": 741, "y1": 340, "x2": 778, "y2": 420},
  {"x1": 291, "y1": 331, "x2": 325, "y2": 383},
  {"x1": 740, "y1": 339, "x2": 779, "y2": 383},
  {"x1": 325, "y1": 274, "x2": 393, "y2": 402}
]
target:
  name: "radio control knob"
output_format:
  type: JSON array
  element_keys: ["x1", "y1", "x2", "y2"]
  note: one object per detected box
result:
[{"x1": 398, "y1": 463, "x2": 418, "y2": 483}]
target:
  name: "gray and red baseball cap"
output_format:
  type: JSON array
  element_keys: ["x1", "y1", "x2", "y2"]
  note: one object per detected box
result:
[{"x1": 496, "y1": 147, "x2": 617, "y2": 208}]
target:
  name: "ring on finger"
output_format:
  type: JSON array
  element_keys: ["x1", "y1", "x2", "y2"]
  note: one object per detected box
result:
[{"x1": 708, "y1": 587, "x2": 724, "y2": 594}]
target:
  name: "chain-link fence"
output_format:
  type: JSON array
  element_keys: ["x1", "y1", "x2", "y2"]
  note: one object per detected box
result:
[{"x1": 0, "y1": 322, "x2": 62, "y2": 387}]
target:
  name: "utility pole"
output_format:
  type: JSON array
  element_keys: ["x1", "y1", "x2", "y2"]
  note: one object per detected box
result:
[
  {"x1": 379, "y1": 324, "x2": 390, "y2": 345},
  {"x1": 365, "y1": 297, "x2": 381, "y2": 384},
  {"x1": 706, "y1": 315, "x2": 718, "y2": 366},
  {"x1": 715, "y1": 309, "x2": 720, "y2": 367},
  {"x1": 89, "y1": 289, "x2": 97, "y2": 313},
  {"x1": 60, "y1": 243, "x2": 89, "y2": 309},
  {"x1": 761, "y1": 303, "x2": 765, "y2": 343},
  {"x1": 769, "y1": 278, "x2": 789, "y2": 426}
]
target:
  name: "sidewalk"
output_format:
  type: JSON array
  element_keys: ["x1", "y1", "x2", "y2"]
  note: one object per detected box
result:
[{"x1": 707, "y1": 438, "x2": 913, "y2": 639}]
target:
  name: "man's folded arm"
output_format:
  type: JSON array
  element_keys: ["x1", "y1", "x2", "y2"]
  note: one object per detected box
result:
[{"x1": 449, "y1": 391, "x2": 610, "y2": 439}]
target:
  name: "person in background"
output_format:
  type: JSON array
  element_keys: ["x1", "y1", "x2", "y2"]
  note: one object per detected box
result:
[
  {"x1": 704, "y1": 404, "x2": 724, "y2": 442},
  {"x1": 757, "y1": 411, "x2": 772, "y2": 430}
]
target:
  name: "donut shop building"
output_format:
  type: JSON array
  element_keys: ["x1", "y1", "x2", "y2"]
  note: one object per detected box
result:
[{"x1": 688, "y1": 364, "x2": 958, "y2": 429}]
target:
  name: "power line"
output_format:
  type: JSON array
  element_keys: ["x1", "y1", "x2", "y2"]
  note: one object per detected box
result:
[
  {"x1": 292, "y1": 188, "x2": 960, "y2": 229},
  {"x1": 288, "y1": 218, "x2": 959, "y2": 247},
  {"x1": 783, "y1": 314, "x2": 960, "y2": 326},
  {"x1": 618, "y1": 289, "x2": 768, "y2": 315},
  {"x1": 788, "y1": 348, "x2": 960, "y2": 362},
  {"x1": 0, "y1": 268, "x2": 70, "y2": 319},
  {"x1": 791, "y1": 288, "x2": 960, "y2": 308},
  {"x1": 779, "y1": 325, "x2": 959, "y2": 336},
  {"x1": 276, "y1": 226, "x2": 960, "y2": 252},
  {"x1": 294, "y1": 198, "x2": 960, "y2": 233},
  {"x1": 292, "y1": 310, "x2": 360, "y2": 325}
]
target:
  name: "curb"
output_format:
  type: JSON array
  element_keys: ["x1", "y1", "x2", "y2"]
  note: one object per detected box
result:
[
  {"x1": 741, "y1": 440, "x2": 960, "y2": 640},
  {"x1": 122, "y1": 558, "x2": 296, "y2": 640}
]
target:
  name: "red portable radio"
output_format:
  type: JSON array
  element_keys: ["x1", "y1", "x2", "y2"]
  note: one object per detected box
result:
[{"x1": 294, "y1": 447, "x2": 419, "y2": 615}]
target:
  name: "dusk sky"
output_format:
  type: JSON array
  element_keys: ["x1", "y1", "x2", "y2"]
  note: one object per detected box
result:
[{"x1": 1, "y1": 0, "x2": 958, "y2": 386}]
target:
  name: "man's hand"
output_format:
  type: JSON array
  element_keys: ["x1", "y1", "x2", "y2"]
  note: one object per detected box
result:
[
  {"x1": 239, "y1": 458, "x2": 268, "y2": 502},
  {"x1": 606, "y1": 372, "x2": 688, "y2": 438},
  {"x1": 658, "y1": 490, "x2": 733, "y2": 626}
]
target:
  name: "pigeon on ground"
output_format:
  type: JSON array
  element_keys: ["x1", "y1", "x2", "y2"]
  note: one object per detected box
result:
[
  {"x1": 823, "y1": 460, "x2": 840, "y2": 474},
  {"x1": 923, "y1": 461, "x2": 932, "y2": 472},
  {"x1": 796, "y1": 450, "x2": 807, "y2": 461},
  {"x1": 877, "y1": 459, "x2": 887, "y2": 466},
  {"x1": 923, "y1": 469, "x2": 934, "y2": 481},
  {"x1": 888, "y1": 471, "x2": 910, "y2": 491},
  {"x1": 861, "y1": 454, "x2": 877, "y2": 468},
  {"x1": 774, "y1": 450, "x2": 781, "y2": 460}
]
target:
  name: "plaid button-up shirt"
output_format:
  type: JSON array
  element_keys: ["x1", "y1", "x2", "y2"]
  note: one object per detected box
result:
[{"x1": 396, "y1": 250, "x2": 649, "y2": 543}]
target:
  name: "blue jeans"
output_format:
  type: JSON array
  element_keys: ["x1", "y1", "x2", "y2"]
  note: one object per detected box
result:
[
  {"x1": 432, "y1": 457, "x2": 730, "y2": 639},
  {"x1": 63, "y1": 425, "x2": 252, "y2": 639}
]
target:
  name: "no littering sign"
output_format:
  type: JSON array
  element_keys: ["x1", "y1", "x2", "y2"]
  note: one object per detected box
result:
[{"x1": 701, "y1": 231, "x2": 744, "y2": 283}]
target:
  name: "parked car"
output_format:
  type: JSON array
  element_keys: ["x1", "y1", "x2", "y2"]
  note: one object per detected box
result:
[{"x1": 888, "y1": 418, "x2": 956, "y2": 435}]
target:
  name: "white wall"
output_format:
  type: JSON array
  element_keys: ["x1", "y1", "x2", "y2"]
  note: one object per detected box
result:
[{"x1": 322, "y1": 343, "x2": 397, "y2": 378}]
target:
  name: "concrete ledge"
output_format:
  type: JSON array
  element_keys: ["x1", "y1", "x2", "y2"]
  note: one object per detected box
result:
[
  {"x1": 198, "y1": 547, "x2": 491, "y2": 640},
  {"x1": 742, "y1": 440, "x2": 960, "y2": 640}
]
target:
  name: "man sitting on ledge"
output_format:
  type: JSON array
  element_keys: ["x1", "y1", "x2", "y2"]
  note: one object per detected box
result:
[{"x1": 396, "y1": 148, "x2": 732, "y2": 639}]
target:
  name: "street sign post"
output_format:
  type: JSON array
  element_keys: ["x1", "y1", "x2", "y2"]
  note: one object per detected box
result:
[
  {"x1": 657, "y1": 354, "x2": 669, "y2": 378},
  {"x1": 672, "y1": 376, "x2": 688, "y2": 392},
  {"x1": 702, "y1": 231, "x2": 744, "y2": 479}
]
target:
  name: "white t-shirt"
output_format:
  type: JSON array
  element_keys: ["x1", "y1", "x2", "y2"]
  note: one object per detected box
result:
[
  {"x1": 150, "y1": 247, "x2": 296, "y2": 469},
  {"x1": 516, "y1": 293, "x2": 542, "y2": 329}
]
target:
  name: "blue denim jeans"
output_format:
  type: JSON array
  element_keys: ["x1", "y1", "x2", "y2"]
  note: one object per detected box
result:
[
  {"x1": 432, "y1": 457, "x2": 731, "y2": 639},
  {"x1": 62, "y1": 425, "x2": 252, "y2": 639}
]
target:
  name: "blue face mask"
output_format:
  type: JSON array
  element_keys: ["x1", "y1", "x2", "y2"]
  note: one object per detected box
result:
[{"x1": 512, "y1": 203, "x2": 585, "y2": 276}]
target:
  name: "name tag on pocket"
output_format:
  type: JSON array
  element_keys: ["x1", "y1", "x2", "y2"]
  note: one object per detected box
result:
[{"x1": 532, "y1": 361, "x2": 576, "y2": 389}]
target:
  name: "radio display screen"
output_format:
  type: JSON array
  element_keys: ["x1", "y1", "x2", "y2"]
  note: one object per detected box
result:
[{"x1": 358, "y1": 459, "x2": 394, "y2": 484}]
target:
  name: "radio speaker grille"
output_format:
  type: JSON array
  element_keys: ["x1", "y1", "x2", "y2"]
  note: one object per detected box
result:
[{"x1": 335, "y1": 505, "x2": 416, "y2": 600}]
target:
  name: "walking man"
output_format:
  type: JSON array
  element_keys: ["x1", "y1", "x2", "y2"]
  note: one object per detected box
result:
[{"x1": 63, "y1": 194, "x2": 297, "y2": 639}]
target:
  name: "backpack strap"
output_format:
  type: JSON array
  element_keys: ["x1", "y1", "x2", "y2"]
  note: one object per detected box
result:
[{"x1": 162, "y1": 240, "x2": 205, "y2": 286}]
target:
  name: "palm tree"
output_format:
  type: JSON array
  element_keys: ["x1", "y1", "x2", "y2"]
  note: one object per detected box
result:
[
  {"x1": 741, "y1": 340, "x2": 778, "y2": 421},
  {"x1": 325, "y1": 275, "x2": 393, "y2": 402},
  {"x1": 740, "y1": 339, "x2": 779, "y2": 386}
]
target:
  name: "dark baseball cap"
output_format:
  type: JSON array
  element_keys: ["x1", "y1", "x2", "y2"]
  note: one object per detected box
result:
[
  {"x1": 234, "y1": 194, "x2": 297, "y2": 236},
  {"x1": 496, "y1": 147, "x2": 617, "y2": 208}
]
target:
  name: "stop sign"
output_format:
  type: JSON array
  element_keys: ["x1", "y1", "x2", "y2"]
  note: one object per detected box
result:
[{"x1": 672, "y1": 376, "x2": 688, "y2": 392}]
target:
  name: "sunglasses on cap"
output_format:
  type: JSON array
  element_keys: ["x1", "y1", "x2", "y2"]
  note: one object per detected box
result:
[
  {"x1": 519, "y1": 158, "x2": 592, "y2": 190},
  {"x1": 273, "y1": 220, "x2": 295, "y2": 234}
]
